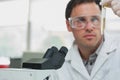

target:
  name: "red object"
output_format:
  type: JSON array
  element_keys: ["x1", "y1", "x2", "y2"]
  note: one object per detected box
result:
[{"x1": 0, "y1": 65, "x2": 9, "y2": 68}]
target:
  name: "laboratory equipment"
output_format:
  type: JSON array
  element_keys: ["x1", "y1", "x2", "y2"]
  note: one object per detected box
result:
[{"x1": 0, "y1": 68, "x2": 56, "y2": 80}]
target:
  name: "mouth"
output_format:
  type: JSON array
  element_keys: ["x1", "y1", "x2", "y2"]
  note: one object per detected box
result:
[{"x1": 83, "y1": 34, "x2": 96, "y2": 39}]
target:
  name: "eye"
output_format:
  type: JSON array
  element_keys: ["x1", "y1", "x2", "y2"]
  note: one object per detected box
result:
[
  {"x1": 91, "y1": 16, "x2": 100, "y2": 23},
  {"x1": 78, "y1": 17, "x2": 86, "y2": 22}
]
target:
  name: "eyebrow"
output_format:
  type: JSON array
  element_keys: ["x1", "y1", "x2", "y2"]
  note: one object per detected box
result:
[{"x1": 69, "y1": 14, "x2": 101, "y2": 20}]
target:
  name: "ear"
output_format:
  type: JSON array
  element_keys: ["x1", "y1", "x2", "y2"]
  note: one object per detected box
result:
[{"x1": 66, "y1": 20, "x2": 72, "y2": 32}]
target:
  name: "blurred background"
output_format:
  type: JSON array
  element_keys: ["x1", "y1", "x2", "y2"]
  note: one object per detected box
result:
[{"x1": 0, "y1": 0, "x2": 119, "y2": 68}]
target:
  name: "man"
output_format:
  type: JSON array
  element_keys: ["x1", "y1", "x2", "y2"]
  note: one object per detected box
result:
[{"x1": 50, "y1": 0, "x2": 120, "y2": 80}]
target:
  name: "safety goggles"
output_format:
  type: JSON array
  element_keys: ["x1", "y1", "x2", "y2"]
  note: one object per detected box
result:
[{"x1": 68, "y1": 14, "x2": 101, "y2": 30}]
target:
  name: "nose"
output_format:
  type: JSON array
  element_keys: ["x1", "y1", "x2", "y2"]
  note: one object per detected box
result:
[
  {"x1": 85, "y1": 22, "x2": 94, "y2": 32},
  {"x1": 86, "y1": 21, "x2": 95, "y2": 28}
]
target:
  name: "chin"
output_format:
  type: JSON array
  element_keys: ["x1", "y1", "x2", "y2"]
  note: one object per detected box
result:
[{"x1": 85, "y1": 42, "x2": 97, "y2": 47}]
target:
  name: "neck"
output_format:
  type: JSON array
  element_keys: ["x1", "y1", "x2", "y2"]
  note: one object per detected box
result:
[
  {"x1": 78, "y1": 39, "x2": 102, "y2": 60},
  {"x1": 78, "y1": 46, "x2": 97, "y2": 60}
]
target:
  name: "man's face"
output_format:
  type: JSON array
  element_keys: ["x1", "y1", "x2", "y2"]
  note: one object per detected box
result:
[{"x1": 66, "y1": 2, "x2": 102, "y2": 48}]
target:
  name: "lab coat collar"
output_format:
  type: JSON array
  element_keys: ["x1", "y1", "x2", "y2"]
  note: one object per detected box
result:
[
  {"x1": 65, "y1": 43, "x2": 90, "y2": 79},
  {"x1": 103, "y1": 33, "x2": 117, "y2": 52}
]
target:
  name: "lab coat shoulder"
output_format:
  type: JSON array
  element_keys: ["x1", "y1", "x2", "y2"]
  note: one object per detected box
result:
[{"x1": 50, "y1": 61, "x2": 75, "y2": 80}]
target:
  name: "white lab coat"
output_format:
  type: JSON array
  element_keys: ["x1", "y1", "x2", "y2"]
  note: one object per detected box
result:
[{"x1": 51, "y1": 33, "x2": 120, "y2": 80}]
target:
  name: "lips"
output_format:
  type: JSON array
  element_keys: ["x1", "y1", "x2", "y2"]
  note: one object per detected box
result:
[{"x1": 83, "y1": 34, "x2": 96, "y2": 39}]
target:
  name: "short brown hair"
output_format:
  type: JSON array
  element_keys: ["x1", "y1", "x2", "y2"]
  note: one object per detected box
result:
[{"x1": 65, "y1": 0, "x2": 101, "y2": 20}]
